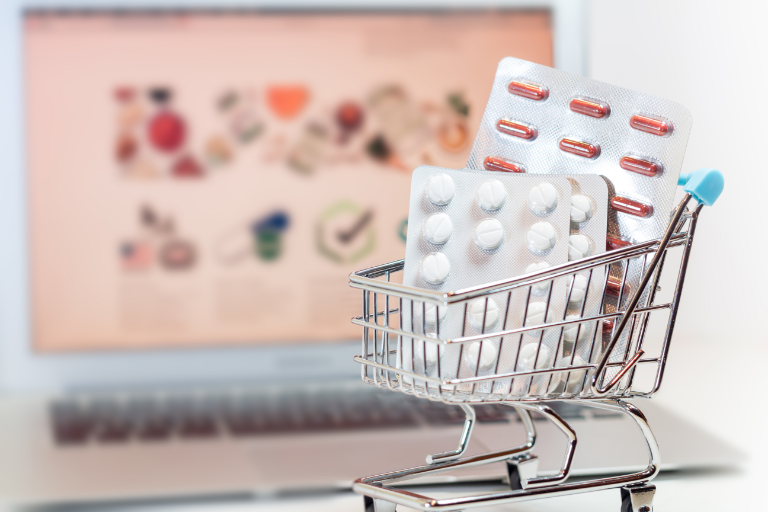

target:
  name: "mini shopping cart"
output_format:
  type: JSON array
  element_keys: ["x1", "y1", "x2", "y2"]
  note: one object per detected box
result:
[{"x1": 348, "y1": 169, "x2": 723, "y2": 512}]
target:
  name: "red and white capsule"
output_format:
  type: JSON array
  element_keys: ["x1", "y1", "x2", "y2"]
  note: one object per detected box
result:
[
  {"x1": 630, "y1": 114, "x2": 673, "y2": 136},
  {"x1": 496, "y1": 119, "x2": 537, "y2": 140},
  {"x1": 569, "y1": 97, "x2": 610, "y2": 119},
  {"x1": 620, "y1": 155, "x2": 663, "y2": 177},
  {"x1": 607, "y1": 277, "x2": 631, "y2": 299},
  {"x1": 610, "y1": 196, "x2": 653, "y2": 218},
  {"x1": 508, "y1": 80, "x2": 549, "y2": 101},
  {"x1": 559, "y1": 137, "x2": 600, "y2": 159},
  {"x1": 606, "y1": 236, "x2": 632, "y2": 252},
  {"x1": 483, "y1": 156, "x2": 525, "y2": 173}
]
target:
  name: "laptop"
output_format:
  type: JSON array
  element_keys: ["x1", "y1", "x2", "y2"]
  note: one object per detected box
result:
[{"x1": 0, "y1": 0, "x2": 739, "y2": 506}]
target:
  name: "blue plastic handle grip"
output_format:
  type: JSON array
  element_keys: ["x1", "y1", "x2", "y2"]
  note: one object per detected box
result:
[{"x1": 677, "y1": 168, "x2": 724, "y2": 206}]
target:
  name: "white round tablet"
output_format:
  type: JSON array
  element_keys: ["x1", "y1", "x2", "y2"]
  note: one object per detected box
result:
[
  {"x1": 426, "y1": 173, "x2": 456, "y2": 206},
  {"x1": 528, "y1": 182, "x2": 559, "y2": 215},
  {"x1": 512, "y1": 343, "x2": 559, "y2": 395},
  {"x1": 469, "y1": 298, "x2": 499, "y2": 332},
  {"x1": 570, "y1": 194, "x2": 594, "y2": 224},
  {"x1": 423, "y1": 213, "x2": 453, "y2": 245},
  {"x1": 525, "y1": 261, "x2": 552, "y2": 294},
  {"x1": 413, "y1": 301, "x2": 447, "y2": 325},
  {"x1": 548, "y1": 355, "x2": 588, "y2": 394},
  {"x1": 568, "y1": 234, "x2": 592, "y2": 260},
  {"x1": 420, "y1": 252, "x2": 450, "y2": 285},
  {"x1": 525, "y1": 302, "x2": 554, "y2": 335},
  {"x1": 567, "y1": 274, "x2": 588, "y2": 306},
  {"x1": 477, "y1": 179, "x2": 507, "y2": 211},
  {"x1": 563, "y1": 314, "x2": 587, "y2": 343},
  {"x1": 414, "y1": 334, "x2": 440, "y2": 366},
  {"x1": 526, "y1": 221, "x2": 557, "y2": 253},
  {"x1": 519, "y1": 343, "x2": 552, "y2": 371},
  {"x1": 474, "y1": 218, "x2": 504, "y2": 250},
  {"x1": 465, "y1": 341, "x2": 497, "y2": 370},
  {"x1": 510, "y1": 343, "x2": 553, "y2": 396}
]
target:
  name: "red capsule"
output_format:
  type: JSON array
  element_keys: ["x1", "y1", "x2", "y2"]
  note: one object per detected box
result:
[
  {"x1": 630, "y1": 114, "x2": 672, "y2": 136},
  {"x1": 559, "y1": 137, "x2": 600, "y2": 158},
  {"x1": 606, "y1": 236, "x2": 632, "y2": 252},
  {"x1": 611, "y1": 196, "x2": 653, "y2": 218},
  {"x1": 602, "y1": 319, "x2": 614, "y2": 334},
  {"x1": 570, "y1": 98, "x2": 610, "y2": 118},
  {"x1": 483, "y1": 156, "x2": 525, "y2": 173},
  {"x1": 607, "y1": 277, "x2": 631, "y2": 298},
  {"x1": 508, "y1": 80, "x2": 549, "y2": 101},
  {"x1": 620, "y1": 156, "x2": 662, "y2": 177},
  {"x1": 496, "y1": 119, "x2": 537, "y2": 140}
]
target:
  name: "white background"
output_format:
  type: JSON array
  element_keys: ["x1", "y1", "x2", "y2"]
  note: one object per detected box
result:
[{"x1": 584, "y1": 0, "x2": 768, "y2": 507}]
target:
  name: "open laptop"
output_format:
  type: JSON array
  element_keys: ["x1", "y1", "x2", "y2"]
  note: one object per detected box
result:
[{"x1": 0, "y1": 0, "x2": 739, "y2": 506}]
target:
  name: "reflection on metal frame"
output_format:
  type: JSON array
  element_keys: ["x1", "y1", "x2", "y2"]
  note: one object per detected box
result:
[{"x1": 349, "y1": 193, "x2": 703, "y2": 512}]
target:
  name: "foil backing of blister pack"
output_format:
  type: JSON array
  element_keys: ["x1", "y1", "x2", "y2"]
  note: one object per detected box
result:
[
  {"x1": 467, "y1": 56, "x2": 692, "y2": 244},
  {"x1": 560, "y1": 174, "x2": 609, "y2": 386},
  {"x1": 466, "y1": 57, "x2": 692, "y2": 387},
  {"x1": 399, "y1": 166, "x2": 576, "y2": 398}
]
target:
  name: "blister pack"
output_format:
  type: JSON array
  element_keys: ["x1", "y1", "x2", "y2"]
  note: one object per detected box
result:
[
  {"x1": 466, "y1": 57, "x2": 692, "y2": 382},
  {"x1": 557, "y1": 174, "x2": 609, "y2": 388},
  {"x1": 468, "y1": 57, "x2": 692, "y2": 246},
  {"x1": 398, "y1": 166, "x2": 578, "y2": 396}
]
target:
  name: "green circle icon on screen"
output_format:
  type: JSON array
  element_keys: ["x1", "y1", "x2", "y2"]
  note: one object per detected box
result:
[{"x1": 316, "y1": 200, "x2": 375, "y2": 264}]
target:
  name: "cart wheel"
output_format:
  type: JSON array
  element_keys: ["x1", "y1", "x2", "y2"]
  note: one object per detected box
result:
[
  {"x1": 506, "y1": 454, "x2": 538, "y2": 490},
  {"x1": 363, "y1": 497, "x2": 396, "y2": 512},
  {"x1": 508, "y1": 469, "x2": 523, "y2": 491},
  {"x1": 620, "y1": 484, "x2": 655, "y2": 512}
]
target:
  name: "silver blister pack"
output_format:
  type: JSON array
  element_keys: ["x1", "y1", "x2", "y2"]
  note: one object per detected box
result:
[
  {"x1": 466, "y1": 57, "x2": 692, "y2": 381},
  {"x1": 567, "y1": 175, "x2": 609, "y2": 261},
  {"x1": 559, "y1": 174, "x2": 609, "y2": 384},
  {"x1": 398, "y1": 166, "x2": 576, "y2": 397},
  {"x1": 467, "y1": 57, "x2": 692, "y2": 245}
]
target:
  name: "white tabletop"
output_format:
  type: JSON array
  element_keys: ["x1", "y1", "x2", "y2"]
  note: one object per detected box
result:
[{"x1": 73, "y1": 466, "x2": 751, "y2": 512}]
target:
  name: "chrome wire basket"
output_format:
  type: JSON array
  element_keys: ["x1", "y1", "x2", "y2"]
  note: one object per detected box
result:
[{"x1": 348, "y1": 169, "x2": 723, "y2": 512}]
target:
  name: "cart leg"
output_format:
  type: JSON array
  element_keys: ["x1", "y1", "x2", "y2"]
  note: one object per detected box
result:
[
  {"x1": 506, "y1": 454, "x2": 539, "y2": 491},
  {"x1": 590, "y1": 400, "x2": 661, "y2": 482},
  {"x1": 620, "y1": 484, "x2": 656, "y2": 512},
  {"x1": 426, "y1": 404, "x2": 476, "y2": 464},
  {"x1": 363, "y1": 496, "x2": 397, "y2": 512},
  {"x1": 507, "y1": 404, "x2": 577, "y2": 489},
  {"x1": 503, "y1": 405, "x2": 538, "y2": 490}
]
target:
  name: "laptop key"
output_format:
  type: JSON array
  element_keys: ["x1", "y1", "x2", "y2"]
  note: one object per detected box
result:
[
  {"x1": 50, "y1": 400, "x2": 94, "y2": 445},
  {"x1": 223, "y1": 396, "x2": 268, "y2": 436},
  {"x1": 128, "y1": 399, "x2": 176, "y2": 440},
  {"x1": 172, "y1": 400, "x2": 219, "y2": 438},
  {"x1": 546, "y1": 402, "x2": 586, "y2": 420},
  {"x1": 473, "y1": 404, "x2": 509, "y2": 423},
  {"x1": 89, "y1": 400, "x2": 134, "y2": 442},
  {"x1": 419, "y1": 403, "x2": 467, "y2": 425}
]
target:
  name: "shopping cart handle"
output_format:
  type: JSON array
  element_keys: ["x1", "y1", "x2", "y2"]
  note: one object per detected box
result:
[{"x1": 677, "y1": 168, "x2": 724, "y2": 206}]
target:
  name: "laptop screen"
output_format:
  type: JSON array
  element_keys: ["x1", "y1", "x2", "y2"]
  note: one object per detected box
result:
[{"x1": 24, "y1": 10, "x2": 553, "y2": 352}]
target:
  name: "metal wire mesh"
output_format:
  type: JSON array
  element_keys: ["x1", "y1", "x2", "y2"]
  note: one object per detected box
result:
[{"x1": 350, "y1": 208, "x2": 698, "y2": 404}]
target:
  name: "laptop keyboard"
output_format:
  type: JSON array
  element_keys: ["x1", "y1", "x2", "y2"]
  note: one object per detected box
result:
[{"x1": 49, "y1": 388, "x2": 608, "y2": 445}]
